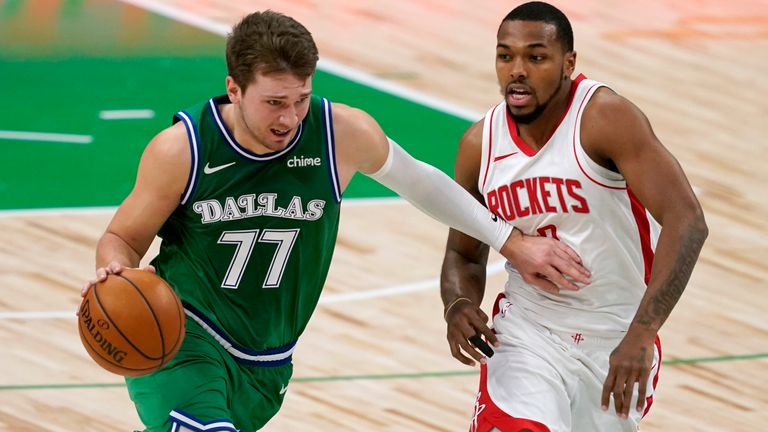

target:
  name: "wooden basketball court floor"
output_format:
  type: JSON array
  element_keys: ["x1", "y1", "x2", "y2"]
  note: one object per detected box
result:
[{"x1": 1, "y1": 0, "x2": 767, "y2": 430}]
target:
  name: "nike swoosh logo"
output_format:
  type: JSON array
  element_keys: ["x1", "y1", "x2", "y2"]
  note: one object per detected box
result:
[
  {"x1": 203, "y1": 161, "x2": 236, "y2": 174},
  {"x1": 279, "y1": 385, "x2": 288, "y2": 395},
  {"x1": 493, "y1": 152, "x2": 519, "y2": 163}
]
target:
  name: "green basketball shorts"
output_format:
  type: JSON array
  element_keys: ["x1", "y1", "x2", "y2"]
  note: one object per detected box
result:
[{"x1": 126, "y1": 315, "x2": 294, "y2": 432}]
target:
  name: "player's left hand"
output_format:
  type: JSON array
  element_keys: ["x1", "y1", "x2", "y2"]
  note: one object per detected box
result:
[
  {"x1": 499, "y1": 228, "x2": 591, "y2": 293},
  {"x1": 600, "y1": 331, "x2": 655, "y2": 419}
]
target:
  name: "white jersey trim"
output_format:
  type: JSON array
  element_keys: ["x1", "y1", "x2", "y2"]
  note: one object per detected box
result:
[
  {"x1": 571, "y1": 82, "x2": 627, "y2": 190},
  {"x1": 479, "y1": 104, "x2": 502, "y2": 193},
  {"x1": 175, "y1": 111, "x2": 199, "y2": 206},
  {"x1": 184, "y1": 308, "x2": 295, "y2": 364},
  {"x1": 169, "y1": 410, "x2": 238, "y2": 431},
  {"x1": 322, "y1": 98, "x2": 342, "y2": 202},
  {"x1": 208, "y1": 98, "x2": 302, "y2": 162}
]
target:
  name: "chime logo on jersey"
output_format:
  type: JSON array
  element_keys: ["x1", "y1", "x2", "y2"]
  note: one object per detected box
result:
[
  {"x1": 192, "y1": 193, "x2": 326, "y2": 223},
  {"x1": 287, "y1": 155, "x2": 321, "y2": 167},
  {"x1": 486, "y1": 176, "x2": 590, "y2": 221}
]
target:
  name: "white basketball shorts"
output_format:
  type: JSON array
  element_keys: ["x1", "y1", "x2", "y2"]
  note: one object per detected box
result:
[{"x1": 469, "y1": 295, "x2": 661, "y2": 432}]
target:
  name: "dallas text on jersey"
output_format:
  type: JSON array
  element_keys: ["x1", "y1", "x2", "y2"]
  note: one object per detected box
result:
[{"x1": 192, "y1": 193, "x2": 326, "y2": 224}]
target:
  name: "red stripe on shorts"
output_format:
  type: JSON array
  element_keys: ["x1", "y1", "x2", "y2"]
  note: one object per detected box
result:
[{"x1": 470, "y1": 364, "x2": 551, "y2": 432}]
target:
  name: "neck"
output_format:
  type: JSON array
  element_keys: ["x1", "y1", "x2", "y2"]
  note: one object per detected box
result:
[
  {"x1": 222, "y1": 104, "x2": 282, "y2": 155},
  {"x1": 516, "y1": 78, "x2": 573, "y2": 149}
]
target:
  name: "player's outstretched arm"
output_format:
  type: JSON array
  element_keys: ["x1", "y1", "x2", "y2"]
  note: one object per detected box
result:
[
  {"x1": 83, "y1": 123, "x2": 190, "y2": 296},
  {"x1": 332, "y1": 104, "x2": 590, "y2": 290},
  {"x1": 583, "y1": 88, "x2": 708, "y2": 418}
]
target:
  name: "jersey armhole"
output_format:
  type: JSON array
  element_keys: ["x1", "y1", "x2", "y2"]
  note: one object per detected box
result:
[
  {"x1": 320, "y1": 98, "x2": 342, "y2": 203},
  {"x1": 478, "y1": 105, "x2": 499, "y2": 195},
  {"x1": 573, "y1": 84, "x2": 627, "y2": 190},
  {"x1": 173, "y1": 111, "x2": 200, "y2": 205}
]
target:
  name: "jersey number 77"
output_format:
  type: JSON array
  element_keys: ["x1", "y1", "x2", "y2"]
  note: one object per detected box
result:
[{"x1": 216, "y1": 229, "x2": 300, "y2": 289}]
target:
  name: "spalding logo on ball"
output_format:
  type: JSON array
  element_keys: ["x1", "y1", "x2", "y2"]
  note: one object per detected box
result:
[{"x1": 78, "y1": 269, "x2": 185, "y2": 377}]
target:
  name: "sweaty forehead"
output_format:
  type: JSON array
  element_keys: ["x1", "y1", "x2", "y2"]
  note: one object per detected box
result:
[{"x1": 497, "y1": 20, "x2": 559, "y2": 49}]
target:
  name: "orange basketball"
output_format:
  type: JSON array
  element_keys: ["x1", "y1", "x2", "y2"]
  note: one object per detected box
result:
[{"x1": 77, "y1": 268, "x2": 185, "y2": 377}]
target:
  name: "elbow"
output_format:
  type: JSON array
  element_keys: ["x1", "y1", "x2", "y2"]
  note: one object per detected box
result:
[
  {"x1": 689, "y1": 206, "x2": 709, "y2": 247},
  {"x1": 697, "y1": 215, "x2": 709, "y2": 241},
  {"x1": 693, "y1": 200, "x2": 708, "y2": 236}
]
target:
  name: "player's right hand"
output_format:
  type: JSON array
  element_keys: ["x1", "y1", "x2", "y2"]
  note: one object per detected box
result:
[
  {"x1": 80, "y1": 262, "x2": 156, "y2": 297},
  {"x1": 444, "y1": 298, "x2": 498, "y2": 367}
]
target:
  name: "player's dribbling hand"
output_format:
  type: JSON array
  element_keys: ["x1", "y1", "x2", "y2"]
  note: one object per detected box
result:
[
  {"x1": 500, "y1": 229, "x2": 591, "y2": 293},
  {"x1": 444, "y1": 298, "x2": 499, "y2": 367},
  {"x1": 78, "y1": 263, "x2": 156, "y2": 309}
]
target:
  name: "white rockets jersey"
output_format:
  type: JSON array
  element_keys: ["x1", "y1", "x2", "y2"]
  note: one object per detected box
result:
[{"x1": 479, "y1": 74, "x2": 661, "y2": 334}]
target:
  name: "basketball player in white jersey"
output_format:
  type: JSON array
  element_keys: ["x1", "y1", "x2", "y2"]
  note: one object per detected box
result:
[{"x1": 440, "y1": 2, "x2": 708, "y2": 431}]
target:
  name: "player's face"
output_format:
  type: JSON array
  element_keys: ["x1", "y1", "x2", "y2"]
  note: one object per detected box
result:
[
  {"x1": 227, "y1": 72, "x2": 312, "y2": 153},
  {"x1": 495, "y1": 20, "x2": 575, "y2": 124}
]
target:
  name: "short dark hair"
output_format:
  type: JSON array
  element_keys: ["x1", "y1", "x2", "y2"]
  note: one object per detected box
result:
[
  {"x1": 226, "y1": 10, "x2": 319, "y2": 89},
  {"x1": 501, "y1": 2, "x2": 573, "y2": 52}
]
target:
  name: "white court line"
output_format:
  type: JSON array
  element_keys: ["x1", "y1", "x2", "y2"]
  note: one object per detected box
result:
[
  {"x1": 0, "y1": 260, "x2": 506, "y2": 320},
  {"x1": 340, "y1": 197, "x2": 405, "y2": 207},
  {"x1": 0, "y1": 198, "x2": 405, "y2": 217},
  {"x1": 319, "y1": 260, "x2": 507, "y2": 304},
  {"x1": 0, "y1": 206, "x2": 118, "y2": 218},
  {"x1": 0, "y1": 198, "x2": 472, "y2": 320},
  {"x1": 99, "y1": 109, "x2": 155, "y2": 120},
  {"x1": 114, "y1": 0, "x2": 483, "y2": 122},
  {"x1": 0, "y1": 311, "x2": 75, "y2": 320},
  {"x1": 0, "y1": 130, "x2": 93, "y2": 144}
]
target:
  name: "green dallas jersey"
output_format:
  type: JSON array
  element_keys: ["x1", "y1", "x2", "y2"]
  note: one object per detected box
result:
[{"x1": 151, "y1": 95, "x2": 341, "y2": 361}]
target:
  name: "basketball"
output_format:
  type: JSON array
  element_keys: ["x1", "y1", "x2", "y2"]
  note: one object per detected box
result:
[{"x1": 77, "y1": 268, "x2": 185, "y2": 377}]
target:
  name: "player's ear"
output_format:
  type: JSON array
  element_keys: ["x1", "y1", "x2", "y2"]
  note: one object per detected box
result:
[
  {"x1": 225, "y1": 76, "x2": 241, "y2": 103},
  {"x1": 564, "y1": 51, "x2": 576, "y2": 78}
]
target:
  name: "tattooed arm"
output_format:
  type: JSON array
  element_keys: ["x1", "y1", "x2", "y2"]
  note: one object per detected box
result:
[
  {"x1": 581, "y1": 88, "x2": 708, "y2": 418},
  {"x1": 633, "y1": 229, "x2": 708, "y2": 330}
]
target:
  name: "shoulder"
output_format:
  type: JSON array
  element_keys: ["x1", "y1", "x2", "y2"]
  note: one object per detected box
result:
[
  {"x1": 328, "y1": 102, "x2": 389, "y2": 175},
  {"x1": 582, "y1": 87, "x2": 649, "y2": 134},
  {"x1": 452, "y1": 118, "x2": 487, "y2": 191},
  {"x1": 460, "y1": 118, "x2": 485, "y2": 149},
  {"x1": 581, "y1": 87, "x2": 654, "y2": 158},
  {"x1": 134, "y1": 122, "x2": 191, "y2": 194},
  {"x1": 455, "y1": 118, "x2": 485, "y2": 167},
  {"x1": 584, "y1": 87, "x2": 635, "y2": 119},
  {"x1": 330, "y1": 102, "x2": 382, "y2": 141},
  {"x1": 146, "y1": 122, "x2": 191, "y2": 163}
]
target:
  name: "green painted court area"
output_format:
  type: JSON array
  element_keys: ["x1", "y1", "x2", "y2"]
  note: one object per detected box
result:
[{"x1": 0, "y1": 0, "x2": 469, "y2": 210}]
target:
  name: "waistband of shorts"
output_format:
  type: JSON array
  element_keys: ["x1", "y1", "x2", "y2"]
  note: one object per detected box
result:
[
  {"x1": 546, "y1": 327, "x2": 626, "y2": 349},
  {"x1": 494, "y1": 294, "x2": 627, "y2": 348},
  {"x1": 183, "y1": 302, "x2": 295, "y2": 367}
]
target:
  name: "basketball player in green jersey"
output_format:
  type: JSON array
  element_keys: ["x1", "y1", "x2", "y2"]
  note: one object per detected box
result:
[{"x1": 82, "y1": 11, "x2": 590, "y2": 432}]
